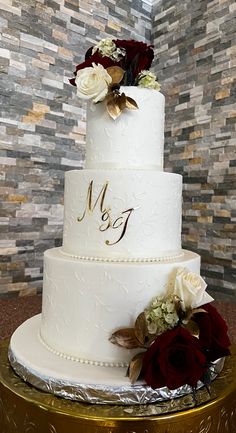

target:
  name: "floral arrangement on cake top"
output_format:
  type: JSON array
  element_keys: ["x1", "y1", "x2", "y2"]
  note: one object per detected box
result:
[
  {"x1": 110, "y1": 268, "x2": 231, "y2": 392},
  {"x1": 70, "y1": 39, "x2": 160, "y2": 119}
]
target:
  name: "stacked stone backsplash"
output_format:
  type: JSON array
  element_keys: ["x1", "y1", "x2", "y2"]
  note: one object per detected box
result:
[
  {"x1": 152, "y1": 0, "x2": 236, "y2": 299},
  {"x1": 0, "y1": 0, "x2": 152, "y2": 297}
]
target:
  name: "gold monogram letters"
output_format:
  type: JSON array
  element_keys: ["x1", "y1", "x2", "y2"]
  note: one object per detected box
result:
[{"x1": 77, "y1": 181, "x2": 134, "y2": 245}]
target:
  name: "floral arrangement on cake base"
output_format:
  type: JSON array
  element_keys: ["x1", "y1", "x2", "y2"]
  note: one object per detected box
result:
[
  {"x1": 70, "y1": 39, "x2": 160, "y2": 119},
  {"x1": 110, "y1": 268, "x2": 231, "y2": 392}
]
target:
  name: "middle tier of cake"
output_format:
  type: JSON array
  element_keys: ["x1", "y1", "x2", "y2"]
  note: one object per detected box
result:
[{"x1": 62, "y1": 169, "x2": 183, "y2": 260}]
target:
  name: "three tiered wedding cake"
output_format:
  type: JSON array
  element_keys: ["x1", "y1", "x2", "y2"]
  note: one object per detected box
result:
[
  {"x1": 9, "y1": 39, "x2": 230, "y2": 405},
  {"x1": 40, "y1": 86, "x2": 201, "y2": 367}
]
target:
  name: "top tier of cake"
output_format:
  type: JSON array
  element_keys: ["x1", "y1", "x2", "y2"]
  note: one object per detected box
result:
[{"x1": 85, "y1": 87, "x2": 165, "y2": 171}]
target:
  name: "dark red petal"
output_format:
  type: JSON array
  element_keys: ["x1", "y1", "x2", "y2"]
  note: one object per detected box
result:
[
  {"x1": 142, "y1": 326, "x2": 208, "y2": 390},
  {"x1": 69, "y1": 78, "x2": 76, "y2": 86},
  {"x1": 194, "y1": 303, "x2": 231, "y2": 362}
]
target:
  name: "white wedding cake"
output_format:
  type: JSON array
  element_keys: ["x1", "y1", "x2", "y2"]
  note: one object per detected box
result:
[
  {"x1": 9, "y1": 39, "x2": 229, "y2": 405},
  {"x1": 40, "y1": 86, "x2": 200, "y2": 367}
]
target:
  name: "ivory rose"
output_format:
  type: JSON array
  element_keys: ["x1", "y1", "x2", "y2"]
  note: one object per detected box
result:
[
  {"x1": 173, "y1": 267, "x2": 214, "y2": 311},
  {"x1": 75, "y1": 63, "x2": 112, "y2": 103}
]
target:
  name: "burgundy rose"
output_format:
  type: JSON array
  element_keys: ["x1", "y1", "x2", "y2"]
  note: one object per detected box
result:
[
  {"x1": 142, "y1": 327, "x2": 207, "y2": 390},
  {"x1": 115, "y1": 39, "x2": 154, "y2": 77},
  {"x1": 75, "y1": 52, "x2": 118, "y2": 72},
  {"x1": 193, "y1": 303, "x2": 231, "y2": 362}
]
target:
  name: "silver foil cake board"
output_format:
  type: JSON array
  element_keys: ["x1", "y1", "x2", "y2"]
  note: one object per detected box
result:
[{"x1": 8, "y1": 314, "x2": 224, "y2": 405}]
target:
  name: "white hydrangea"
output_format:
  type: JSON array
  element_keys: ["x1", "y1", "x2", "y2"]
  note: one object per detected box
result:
[
  {"x1": 145, "y1": 296, "x2": 179, "y2": 335},
  {"x1": 92, "y1": 38, "x2": 126, "y2": 60},
  {"x1": 137, "y1": 70, "x2": 161, "y2": 91}
]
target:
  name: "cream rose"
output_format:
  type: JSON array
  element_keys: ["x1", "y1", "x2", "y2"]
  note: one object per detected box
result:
[
  {"x1": 173, "y1": 267, "x2": 214, "y2": 311},
  {"x1": 75, "y1": 63, "x2": 112, "y2": 103}
]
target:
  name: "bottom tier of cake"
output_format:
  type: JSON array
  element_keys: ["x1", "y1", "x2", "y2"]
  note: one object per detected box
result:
[
  {"x1": 40, "y1": 247, "x2": 200, "y2": 366},
  {"x1": 8, "y1": 315, "x2": 224, "y2": 405}
]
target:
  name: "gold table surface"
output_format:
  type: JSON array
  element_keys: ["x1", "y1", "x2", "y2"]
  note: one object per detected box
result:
[{"x1": 0, "y1": 339, "x2": 236, "y2": 433}]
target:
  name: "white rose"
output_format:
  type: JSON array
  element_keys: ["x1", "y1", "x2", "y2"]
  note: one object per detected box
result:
[
  {"x1": 173, "y1": 267, "x2": 214, "y2": 311},
  {"x1": 75, "y1": 63, "x2": 112, "y2": 103}
]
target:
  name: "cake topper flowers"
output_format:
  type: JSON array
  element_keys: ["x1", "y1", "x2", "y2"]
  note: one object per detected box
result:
[
  {"x1": 110, "y1": 268, "x2": 231, "y2": 392},
  {"x1": 70, "y1": 38, "x2": 161, "y2": 119}
]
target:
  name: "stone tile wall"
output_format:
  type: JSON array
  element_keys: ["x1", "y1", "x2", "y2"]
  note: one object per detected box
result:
[
  {"x1": 0, "y1": 0, "x2": 152, "y2": 297},
  {"x1": 152, "y1": 0, "x2": 236, "y2": 300}
]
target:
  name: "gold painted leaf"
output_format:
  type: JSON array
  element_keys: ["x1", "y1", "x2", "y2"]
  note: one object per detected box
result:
[
  {"x1": 128, "y1": 352, "x2": 144, "y2": 384},
  {"x1": 117, "y1": 93, "x2": 127, "y2": 111},
  {"x1": 105, "y1": 91, "x2": 138, "y2": 119},
  {"x1": 181, "y1": 306, "x2": 193, "y2": 324},
  {"x1": 125, "y1": 96, "x2": 139, "y2": 110},
  {"x1": 134, "y1": 312, "x2": 148, "y2": 346},
  {"x1": 182, "y1": 320, "x2": 200, "y2": 338},
  {"x1": 173, "y1": 297, "x2": 184, "y2": 322},
  {"x1": 192, "y1": 307, "x2": 208, "y2": 315},
  {"x1": 106, "y1": 66, "x2": 125, "y2": 85},
  {"x1": 109, "y1": 328, "x2": 141, "y2": 349},
  {"x1": 106, "y1": 99, "x2": 122, "y2": 120},
  {"x1": 183, "y1": 307, "x2": 208, "y2": 324}
]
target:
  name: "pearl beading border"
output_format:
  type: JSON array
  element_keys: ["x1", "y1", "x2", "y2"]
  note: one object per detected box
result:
[
  {"x1": 59, "y1": 248, "x2": 184, "y2": 263},
  {"x1": 38, "y1": 332, "x2": 128, "y2": 368}
]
